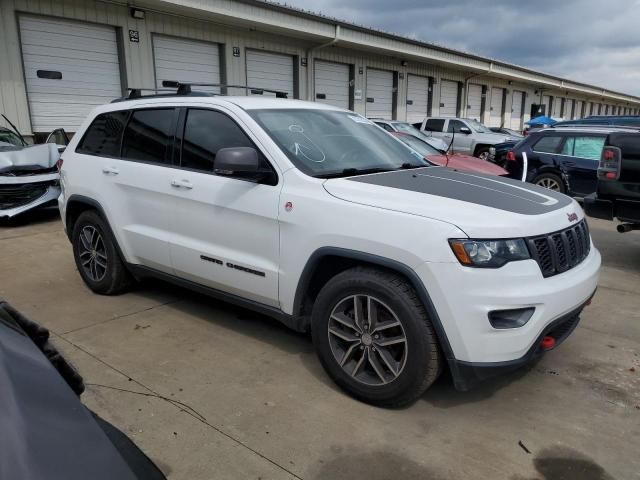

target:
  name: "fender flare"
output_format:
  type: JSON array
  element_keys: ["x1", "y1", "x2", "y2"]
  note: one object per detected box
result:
[{"x1": 293, "y1": 247, "x2": 456, "y2": 361}]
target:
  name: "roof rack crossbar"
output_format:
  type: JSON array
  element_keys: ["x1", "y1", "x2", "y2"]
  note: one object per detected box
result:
[{"x1": 161, "y1": 80, "x2": 289, "y2": 98}]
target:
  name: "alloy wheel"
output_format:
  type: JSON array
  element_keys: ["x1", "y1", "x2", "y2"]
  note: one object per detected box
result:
[
  {"x1": 78, "y1": 226, "x2": 108, "y2": 282},
  {"x1": 328, "y1": 294, "x2": 408, "y2": 386},
  {"x1": 535, "y1": 177, "x2": 561, "y2": 191}
]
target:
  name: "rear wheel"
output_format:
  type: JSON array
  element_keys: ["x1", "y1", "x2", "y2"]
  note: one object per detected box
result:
[
  {"x1": 71, "y1": 210, "x2": 132, "y2": 295},
  {"x1": 533, "y1": 172, "x2": 565, "y2": 193},
  {"x1": 311, "y1": 267, "x2": 442, "y2": 407}
]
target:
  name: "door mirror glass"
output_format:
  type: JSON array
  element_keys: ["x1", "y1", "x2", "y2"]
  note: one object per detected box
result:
[
  {"x1": 214, "y1": 147, "x2": 261, "y2": 179},
  {"x1": 459, "y1": 127, "x2": 472, "y2": 134}
]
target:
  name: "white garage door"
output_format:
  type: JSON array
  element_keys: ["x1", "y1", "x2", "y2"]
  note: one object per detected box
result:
[
  {"x1": 552, "y1": 97, "x2": 563, "y2": 119},
  {"x1": 542, "y1": 95, "x2": 551, "y2": 116},
  {"x1": 153, "y1": 35, "x2": 221, "y2": 94},
  {"x1": 406, "y1": 74, "x2": 429, "y2": 123},
  {"x1": 574, "y1": 101, "x2": 583, "y2": 119},
  {"x1": 19, "y1": 16, "x2": 122, "y2": 132},
  {"x1": 467, "y1": 84, "x2": 483, "y2": 122},
  {"x1": 246, "y1": 50, "x2": 294, "y2": 98},
  {"x1": 314, "y1": 60, "x2": 350, "y2": 109},
  {"x1": 510, "y1": 91, "x2": 524, "y2": 130},
  {"x1": 488, "y1": 87, "x2": 504, "y2": 127},
  {"x1": 439, "y1": 80, "x2": 458, "y2": 117},
  {"x1": 365, "y1": 69, "x2": 394, "y2": 119}
]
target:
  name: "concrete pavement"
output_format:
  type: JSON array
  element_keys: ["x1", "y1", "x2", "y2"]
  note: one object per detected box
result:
[{"x1": 1, "y1": 208, "x2": 638, "y2": 479}]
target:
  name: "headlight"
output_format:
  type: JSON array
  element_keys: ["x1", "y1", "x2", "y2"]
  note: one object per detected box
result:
[{"x1": 449, "y1": 238, "x2": 530, "y2": 268}]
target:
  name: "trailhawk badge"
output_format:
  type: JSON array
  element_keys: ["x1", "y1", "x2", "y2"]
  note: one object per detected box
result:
[{"x1": 567, "y1": 212, "x2": 579, "y2": 222}]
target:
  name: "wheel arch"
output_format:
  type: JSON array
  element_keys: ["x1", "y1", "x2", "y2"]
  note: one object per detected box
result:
[
  {"x1": 293, "y1": 247, "x2": 455, "y2": 361},
  {"x1": 473, "y1": 143, "x2": 491, "y2": 156}
]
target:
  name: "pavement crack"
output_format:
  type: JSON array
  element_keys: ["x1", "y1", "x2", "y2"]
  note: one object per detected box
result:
[
  {"x1": 60, "y1": 300, "x2": 179, "y2": 335},
  {"x1": 52, "y1": 333, "x2": 304, "y2": 480}
]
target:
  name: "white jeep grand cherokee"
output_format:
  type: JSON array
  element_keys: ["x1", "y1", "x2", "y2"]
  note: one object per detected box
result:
[{"x1": 58, "y1": 91, "x2": 600, "y2": 407}]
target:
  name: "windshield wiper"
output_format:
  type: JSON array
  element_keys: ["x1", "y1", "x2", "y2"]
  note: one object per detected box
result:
[{"x1": 315, "y1": 167, "x2": 397, "y2": 179}]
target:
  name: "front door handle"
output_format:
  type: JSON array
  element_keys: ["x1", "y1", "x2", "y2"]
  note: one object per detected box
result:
[
  {"x1": 171, "y1": 179, "x2": 193, "y2": 190},
  {"x1": 102, "y1": 166, "x2": 119, "y2": 175}
]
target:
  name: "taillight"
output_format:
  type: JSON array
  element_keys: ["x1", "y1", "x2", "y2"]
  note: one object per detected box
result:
[
  {"x1": 56, "y1": 158, "x2": 63, "y2": 171},
  {"x1": 598, "y1": 146, "x2": 621, "y2": 181},
  {"x1": 506, "y1": 151, "x2": 516, "y2": 162}
]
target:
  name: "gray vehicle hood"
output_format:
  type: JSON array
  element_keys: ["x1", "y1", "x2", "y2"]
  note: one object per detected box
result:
[
  {"x1": 0, "y1": 143, "x2": 59, "y2": 174},
  {"x1": 474, "y1": 132, "x2": 520, "y2": 144}
]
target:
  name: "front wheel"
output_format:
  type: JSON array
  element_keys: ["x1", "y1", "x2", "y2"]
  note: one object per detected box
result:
[
  {"x1": 311, "y1": 267, "x2": 442, "y2": 407},
  {"x1": 475, "y1": 147, "x2": 490, "y2": 161}
]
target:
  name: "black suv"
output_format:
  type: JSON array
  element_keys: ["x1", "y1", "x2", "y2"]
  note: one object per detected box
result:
[
  {"x1": 584, "y1": 131, "x2": 640, "y2": 232},
  {"x1": 503, "y1": 127, "x2": 637, "y2": 197}
]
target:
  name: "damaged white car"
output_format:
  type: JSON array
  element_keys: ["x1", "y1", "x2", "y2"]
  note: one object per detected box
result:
[{"x1": 0, "y1": 116, "x2": 67, "y2": 219}]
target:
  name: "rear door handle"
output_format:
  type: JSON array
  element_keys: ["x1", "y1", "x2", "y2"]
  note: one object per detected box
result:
[
  {"x1": 102, "y1": 166, "x2": 119, "y2": 175},
  {"x1": 171, "y1": 179, "x2": 193, "y2": 190}
]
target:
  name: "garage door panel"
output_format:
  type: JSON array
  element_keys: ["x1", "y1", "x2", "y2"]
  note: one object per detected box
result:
[
  {"x1": 315, "y1": 61, "x2": 349, "y2": 109},
  {"x1": 406, "y1": 74, "x2": 429, "y2": 123},
  {"x1": 365, "y1": 69, "x2": 394, "y2": 119},
  {"x1": 246, "y1": 50, "x2": 294, "y2": 97},
  {"x1": 440, "y1": 80, "x2": 458, "y2": 117},
  {"x1": 510, "y1": 91, "x2": 523, "y2": 130},
  {"x1": 488, "y1": 87, "x2": 503, "y2": 127},
  {"x1": 153, "y1": 35, "x2": 221, "y2": 94},
  {"x1": 467, "y1": 84, "x2": 482, "y2": 121},
  {"x1": 19, "y1": 16, "x2": 122, "y2": 133}
]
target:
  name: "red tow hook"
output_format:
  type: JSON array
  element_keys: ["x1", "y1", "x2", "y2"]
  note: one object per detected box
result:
[{"x1": 541, "y1": 336, "x2": 556, "y2": 351}]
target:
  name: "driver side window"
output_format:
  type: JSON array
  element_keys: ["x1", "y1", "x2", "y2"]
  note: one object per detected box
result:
[
  {"x1": 447, "y1": 120, "x2": 467, "y2": 133},
  {"x1": 181, "y1": 109, "x2": 273, "y2": 178}
]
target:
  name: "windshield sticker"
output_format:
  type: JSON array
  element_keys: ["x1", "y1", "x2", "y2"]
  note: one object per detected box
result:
[{"x1": 348, "y1": 115, "x2": 374, "y2": 125}]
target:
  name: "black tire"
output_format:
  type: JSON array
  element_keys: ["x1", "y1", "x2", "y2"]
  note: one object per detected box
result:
[
  {"x1": 71, "y1": 210, "x2": 132, "y2": 295},
  {"x1": 311, "y1": 267, "x2": 442, "y2": 407},
  {"x1": 532, "y1": 172, "x2": 566, "y2": 194},
  {"x1": 474, "y1": 146, "x2": 490, "y2": 161}
]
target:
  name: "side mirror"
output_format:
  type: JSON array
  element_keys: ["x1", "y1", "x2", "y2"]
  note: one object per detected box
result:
[
  {"x1": 214, "y1": 147, "x2": 262, "y2": 180},
  {"x1": 459, "y1": 127, "x2": 472, "y2": 135}
]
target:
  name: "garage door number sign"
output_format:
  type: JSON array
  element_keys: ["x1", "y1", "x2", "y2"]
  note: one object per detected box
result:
[{"x1": 129, "y1": 30, "x2": 139, "y2": 43}]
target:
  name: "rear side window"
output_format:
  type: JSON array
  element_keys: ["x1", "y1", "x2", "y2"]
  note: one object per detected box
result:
[
  {"x1": 425, "y1": 119, "x2": 445, "y2": 132},
  {"x1": 181, "y1": 109, "x2": 271, "y2": 174},
  {"x1": 77, "y1": 111, "x2": 129, "y2": 157},
  {"x1": 561, "y1": 136, "x2": 605, "y2": 160},
  {"x1": 122, "y1": 109, "x2": 176, "y2": 164},
  {"x1": 532, "y1": 136, "x2": 563, "y2": 153}
]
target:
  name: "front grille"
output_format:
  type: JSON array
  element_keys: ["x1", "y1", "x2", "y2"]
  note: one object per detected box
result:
[
  {"x1": 0, "y1": 182, "x2": 49, "y2": 210},
  {"x1": 527, "y1": 220, "x2": 591, "y2": 278}
]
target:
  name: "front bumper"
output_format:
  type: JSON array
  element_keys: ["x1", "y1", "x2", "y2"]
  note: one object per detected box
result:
[
  {"x1": 415, "y1": 245, "x2": 600, "y2": 386},
  {"x1": 0, "y1": 173, "x2": 60, "y2": 219}
]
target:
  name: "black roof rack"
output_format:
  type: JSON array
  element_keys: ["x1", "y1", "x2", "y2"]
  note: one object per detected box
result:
[
  {"x1": 111, "y1": 87, "x2": 214, "y2": 103},
  {"x1": 161, "y1": 80, "x2": 289, "y2": 98}
]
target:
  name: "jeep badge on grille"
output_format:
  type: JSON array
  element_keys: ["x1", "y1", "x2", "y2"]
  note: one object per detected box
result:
[{"x1": 567, "y1": 212, "x2": 579, "y2": 222}]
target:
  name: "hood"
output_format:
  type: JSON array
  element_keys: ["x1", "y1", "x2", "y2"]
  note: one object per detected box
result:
[
  {"x1": 477, "y1": 132, "x2": 518, "y2": 143},
  {"x1": 323, "y1": 167, "x2": 584, "y2": 238},
  {"x1": 0, "y1": 143, "x2": 59, "y2": 174},
  {"x1": 425, "y1": 154, "x2": 507, "y2": 176}
]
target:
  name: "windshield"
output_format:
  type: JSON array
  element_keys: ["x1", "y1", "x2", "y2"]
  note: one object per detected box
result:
[
  {"x1": 464, "y1": 119, "x2": 492, "y2": 133},
  {"x1": 394, "y1": 134, "x2": 440, "y2": 157},
  {"x1": 249, "y1": 109, "x2": 428, "y2": 177},
  {"x1": 0, "y1": 130, "x2": 24, "y2": 146}
]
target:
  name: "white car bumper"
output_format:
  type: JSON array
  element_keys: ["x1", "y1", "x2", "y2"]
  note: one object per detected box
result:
[{"x1": 416, "y1": 245, "x2": 600, "y2": 366}]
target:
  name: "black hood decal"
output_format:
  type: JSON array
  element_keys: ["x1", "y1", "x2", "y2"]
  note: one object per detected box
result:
[{"x1": 347, "y1": 167, "x2": 572, "y2": 215}]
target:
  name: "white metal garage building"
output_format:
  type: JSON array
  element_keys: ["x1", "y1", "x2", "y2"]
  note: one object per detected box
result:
[{"x1": 1, "y1": 0, "x2": 639, "y2": 139}]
